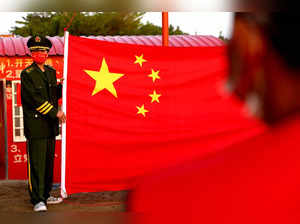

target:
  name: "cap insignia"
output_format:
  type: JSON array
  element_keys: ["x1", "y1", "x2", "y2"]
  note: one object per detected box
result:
[{"x1": 35, "y1": 36, "x2": 41, "y2": 42}]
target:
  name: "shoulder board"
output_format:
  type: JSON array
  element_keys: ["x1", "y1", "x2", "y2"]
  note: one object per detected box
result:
[
  {"x1": 25, "y1": 66, "x2": 34, "y2": 74},
  {"x1": 45, "y1": 65, "x2": 56, "y2": 71}
]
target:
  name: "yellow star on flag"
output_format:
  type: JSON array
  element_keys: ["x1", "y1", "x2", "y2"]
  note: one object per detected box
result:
[
  {"x1": 149, "y1": 90, "x2": 161, "y2": 103},
  {"x1": 134, "y1": 54, "x2": 147, "y2": 67},
  {"x1": 148, "y1": 69, "x2": 160, "y2": 82},
  {"x1": 84, "y1": 58, "x2": 124, "y2": 97},
  {"x1": 136, "y1": 104, "x2": 149, "y2": 117}
]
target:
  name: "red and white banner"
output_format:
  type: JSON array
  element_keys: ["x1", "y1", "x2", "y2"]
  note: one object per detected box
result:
[
  {"x1": 1, "y1": 56, "x2": 64, "y2": 180},
  {"x1": 0, "y1": 56, "x2": 64, "y2": 80},
  {"x1": 61, "y1": 34, "x2": 265, "y2": 196}
]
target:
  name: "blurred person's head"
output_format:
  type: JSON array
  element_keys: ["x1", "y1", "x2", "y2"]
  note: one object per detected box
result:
[{"x1": 228, "y1": 13, "x2": 300, "y2": 124}]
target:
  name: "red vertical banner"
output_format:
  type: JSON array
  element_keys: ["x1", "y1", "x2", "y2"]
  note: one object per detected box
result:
[
  {"x1": 16, "y1": 83, "x2": 21, "y2": 107},
  {"x1": 0, "y1": 81, "x2": 5, "y2": 179}
]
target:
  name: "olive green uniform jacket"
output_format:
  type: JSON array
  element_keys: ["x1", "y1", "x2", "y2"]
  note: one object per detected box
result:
[{"x1": 21, "y1": 63, "x2": 62, "y2": 139}]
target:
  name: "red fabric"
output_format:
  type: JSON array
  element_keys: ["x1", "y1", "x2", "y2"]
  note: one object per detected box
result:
[
  {"x1": 0, "y1": 82, "x2": 5, "y2": 179},
  {"x1": 128, "y1": 115, "x2": 300, "y2": 224},
  {"x1": 64, "y1": 35, "x2": 265, "y2": 194}
]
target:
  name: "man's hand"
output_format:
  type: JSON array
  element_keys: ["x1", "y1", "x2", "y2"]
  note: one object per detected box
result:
[
  {"x1": 58, "y1": 77, "x2": 64, "y2": 84},
  {"x1": 56, "y1": 110, "x2": 66, "y2": 123}
]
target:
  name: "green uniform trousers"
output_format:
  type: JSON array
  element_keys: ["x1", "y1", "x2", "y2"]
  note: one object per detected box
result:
[{"x1": 26, "y1": 138, "x2": 55, "y2": 205}]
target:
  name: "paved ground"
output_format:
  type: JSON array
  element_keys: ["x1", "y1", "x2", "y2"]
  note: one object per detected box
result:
[{"x1": 0, "y1": 180, "x2": 128, "y2": 213}]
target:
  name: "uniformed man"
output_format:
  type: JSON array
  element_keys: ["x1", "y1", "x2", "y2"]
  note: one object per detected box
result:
[{"x1": 21, "y1": 36, "x2": 66, "y2": 212}]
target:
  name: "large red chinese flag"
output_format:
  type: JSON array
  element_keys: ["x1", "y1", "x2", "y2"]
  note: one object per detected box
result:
[{"x1": 62, "y1": 35, "x2": 265, "y2": 195}]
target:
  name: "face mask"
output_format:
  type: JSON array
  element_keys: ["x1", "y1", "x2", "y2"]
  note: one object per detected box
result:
[{"x1": 31, "y1": 51, "x2": 48, "y2": 64}]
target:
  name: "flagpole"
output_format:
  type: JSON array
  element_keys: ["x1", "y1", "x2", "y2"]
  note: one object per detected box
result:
[
  {"x1": 61, "y1": 30, "x2": 69, "y2": 198},
  {"x1": 162, "y1": 12, "x2": 169, "y2": 46}
]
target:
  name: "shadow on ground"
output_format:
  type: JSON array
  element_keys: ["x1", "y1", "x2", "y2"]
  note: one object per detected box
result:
[{"x1": 0, "y1": 180, "x2": 128, "y2": 213}]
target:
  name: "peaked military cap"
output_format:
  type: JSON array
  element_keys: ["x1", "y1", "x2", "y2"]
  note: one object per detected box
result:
[{"x1": 27, "y1": 36, "x2": 52, "y2": 51}]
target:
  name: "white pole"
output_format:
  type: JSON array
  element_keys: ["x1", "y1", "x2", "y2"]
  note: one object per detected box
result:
[{"x1": 61, "y1": 30, "x2": 69, "y2": 198}]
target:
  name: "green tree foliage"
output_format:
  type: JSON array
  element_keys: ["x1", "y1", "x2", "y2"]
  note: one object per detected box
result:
[{"x1": 11, "y1": 12, "x2": 186, "y2": 37}]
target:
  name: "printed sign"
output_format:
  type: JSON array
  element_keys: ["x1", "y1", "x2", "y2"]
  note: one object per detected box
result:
[{"x1": 0, "y1": 56, "x2": 64, "y2": 80}]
